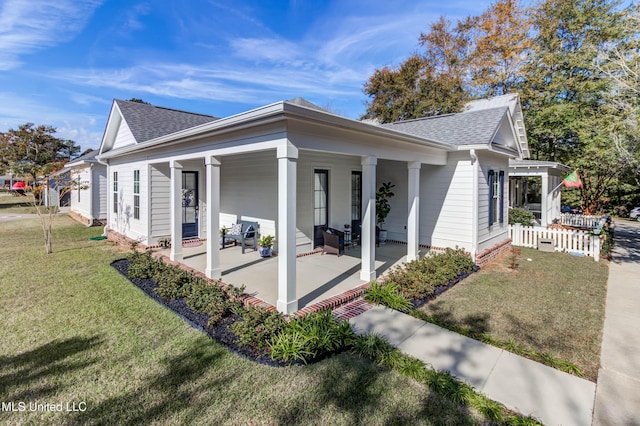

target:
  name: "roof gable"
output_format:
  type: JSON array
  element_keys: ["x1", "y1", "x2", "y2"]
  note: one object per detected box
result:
[
  {"x1": 99, "y1": 100, "x2": 218, "y2": 155},
  {"x1": 65, "y1": 149, "x2": 99, "y2": 168},
  {"x1": 465, "y1": 93, "x2": 529, "y2": 158},
  {"x1": 115, "y1": 100, "x2": 218, "y2": 143}
]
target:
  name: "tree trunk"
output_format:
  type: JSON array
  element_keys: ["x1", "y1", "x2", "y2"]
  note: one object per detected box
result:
[{"x1": 43, "y1": 224, "x2": 53, "y2": 254}]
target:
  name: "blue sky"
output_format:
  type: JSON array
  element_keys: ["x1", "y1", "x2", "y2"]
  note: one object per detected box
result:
[{"x1": 0, "y1": 0, "x2": 492, "y2": 151}]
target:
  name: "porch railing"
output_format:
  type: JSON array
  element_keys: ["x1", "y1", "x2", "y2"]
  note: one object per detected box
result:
[
  {"x1": 509, "y1": 224, "x2": 600, "y2": 261},
  {"x1": 560, "y1": 213, "x2": 606, "y2": 230}
]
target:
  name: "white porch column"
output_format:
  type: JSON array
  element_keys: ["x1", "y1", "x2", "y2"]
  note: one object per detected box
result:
[
  {"x1": 205, "y1": 156, "x2": 221, "y2": 279},
  {"x1": 360, "y1": 156, "x2": 377, "y2": 281},
  {"x1": 170, "y1": 160, "x2": 183, "y2": 261},
  {"x1": 277, "y1": 144, "x2": 298, "y2": 315},
  {"x1": 407, "y1": 161, "x2": 421, "y2": 262},
  {"x1": 541, "y1": 173, "x2": 549, "y2": 227}
]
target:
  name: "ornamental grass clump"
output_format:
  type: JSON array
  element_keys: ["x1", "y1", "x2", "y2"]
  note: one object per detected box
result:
[
  {"x1": 364, "y1": 282, "x2": 413, "y2": 312},
  {"x1": 270, "y1": 309, "x2": 354, "y2": 364}
]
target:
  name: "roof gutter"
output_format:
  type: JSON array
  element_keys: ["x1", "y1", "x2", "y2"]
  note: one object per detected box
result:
[{"x1": 97, "y1": 101, "x2": 456, "y2": 161}]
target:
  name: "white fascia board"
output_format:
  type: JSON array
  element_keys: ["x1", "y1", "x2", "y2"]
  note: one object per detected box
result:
[
  {"x1": 97, "y1": 102, "x2": 287, "y2": 161},
  {"x1": 97, "y1": 100, "x2": 456, "y2": 162},
  {"x1": 455, "y1": 144, "x2": 519, "y2": 157},
  {"x1": 98, "y1": 101, "x2": 123, "y2": 156},
  {"x1": 282, "y1": 102, "x2": 456, "y2": 152}
]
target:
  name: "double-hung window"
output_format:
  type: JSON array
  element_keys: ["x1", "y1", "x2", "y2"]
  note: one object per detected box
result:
[
  {"x1": 113, "y1": 172, "x2": 118, "y2": 214},
  {"x1": 488, "y1": 170, "x2": 505, "y2": 225},
  {"x1": 133, "y1": 170, "x2": 140, "y2": 220}
]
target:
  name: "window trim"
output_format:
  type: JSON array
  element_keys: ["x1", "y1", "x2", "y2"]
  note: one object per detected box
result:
[
  {"x1": 113, "y1": 171, "x2": 118, "y2": 214},
  {"x1": 133, "y1": 169, "x2": 140, "y2": 220},
  {"x1": 351, "y1": 171, "x2": 362, "y2": 221},
  {"x1": 488, "y1": 169, "x2": 504, "y2": 226}
]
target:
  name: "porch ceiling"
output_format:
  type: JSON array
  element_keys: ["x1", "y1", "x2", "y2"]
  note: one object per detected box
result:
[{"x1": 158, "y1": 243, "x2": 409, "y2": 310}]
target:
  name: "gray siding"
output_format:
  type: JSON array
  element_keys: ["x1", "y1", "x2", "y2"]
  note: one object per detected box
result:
[
  {"x1": 477, "y1": 151, "x2": 509, "y2": 251},
  {"x1": 378, "y1": 153, "x2": 474, "y2": 252},
  {"x1": 93, "y1": 165, "x2": 107, "y2": 219},
  {"x1": 150, "y1": 163, "x2": 171, "y2": 239}
]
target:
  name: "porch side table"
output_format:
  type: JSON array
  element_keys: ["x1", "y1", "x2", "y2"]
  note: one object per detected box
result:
[{"x1": 344, "y1": 227, "x2": 352, "y2": 250}]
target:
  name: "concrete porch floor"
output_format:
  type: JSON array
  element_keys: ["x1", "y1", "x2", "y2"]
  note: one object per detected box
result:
[{"x1": 158, "y1": 242, "x2": 412, "y2": 310}]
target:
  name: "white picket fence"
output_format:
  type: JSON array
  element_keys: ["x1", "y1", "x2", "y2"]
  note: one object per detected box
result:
[{"x1": 509, "y1": 223, "x2": 601, "y2": 261}]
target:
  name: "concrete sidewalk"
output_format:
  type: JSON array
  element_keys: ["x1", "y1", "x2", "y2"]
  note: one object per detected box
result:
[
  {"x1": 350, "y1": 306, "x2": 596, "y2": 426},
  {"x1": 593, "y1": 221, "x2": 640, "y2": 426}
]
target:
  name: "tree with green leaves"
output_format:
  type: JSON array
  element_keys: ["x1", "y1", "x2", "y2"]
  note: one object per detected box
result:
[
  {"x1": 596, "y1": 2, "x2": 640, "y2": 198},
  {"x1": 0, "y1": 122, "x2": 84, "y2": 253},
  {"x1": 0, "y1": 123, "x2": 81, "y2": 184},
  {"x1": 469, "y1": 0, "x2": 532, "y2": 97},
  {"x1": 362, "y1": 16, "x2": 472, "y2": 122},
  {"x1": 521, "y1": 0, "x2": 625, "y2": 213},
  {"x1": 362, "y1": 0, "x2": 531, "y2": 121}
]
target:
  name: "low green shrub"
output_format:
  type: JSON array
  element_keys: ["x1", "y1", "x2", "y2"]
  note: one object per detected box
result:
[
  {"x1": 155, "y1": 264, "x2": 192, "y2": 300},
  {"x1": 508, "y1": 208, "x2": 535, "y2": 227},
  {"x1": 127, "y1": 250, "x2": 158, "y2": 279},
  {"x1": 183, "y1": 278, "x2": 237, "y2": 326},
  {"x1": 231, "y1": 306, "x2": 287, "y2": 350},
  {"x1": 270, "y1": 309, "x2": 354, "y2": 363},
  {"x1": 384, "y1": 248, "x2": 474, "y2": 300},
  {"x1": 598, "y1": 216, "x2": 614, "y2": 259},
  {"x1": 364, "y1": 282, "x2": 413, "y2": 312}
]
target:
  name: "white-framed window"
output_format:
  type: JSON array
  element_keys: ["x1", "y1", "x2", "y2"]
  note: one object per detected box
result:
[
  {"x1": 133, "y1": 170, "x2": 140, "y2": 220},
  {"x1": 113, "y1": 171, "x2": 118, "y2": 214},
  {"x1": 488, "y1": 169, "x2": 504, "y2": 225}
]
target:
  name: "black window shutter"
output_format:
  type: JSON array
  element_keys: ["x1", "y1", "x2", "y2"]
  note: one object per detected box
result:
[
  {"x1": 488, "y1": 170, "x2": 495, "y2": 226},
  {"x1": 499, "y1": 171, "x2": 505, "y2": 223}
]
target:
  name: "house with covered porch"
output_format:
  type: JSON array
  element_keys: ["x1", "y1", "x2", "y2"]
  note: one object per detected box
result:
[{"x1": 97, "y1": 96, "x2": 527, "y2": 314}]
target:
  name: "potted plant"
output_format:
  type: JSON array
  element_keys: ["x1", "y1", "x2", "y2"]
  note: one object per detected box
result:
[
  {"x1": 376, "y1": 181, "x2": 395, "y2": 244},
  {"x1": 258, "y1": 235, "x2": 275, "y2": 258}
]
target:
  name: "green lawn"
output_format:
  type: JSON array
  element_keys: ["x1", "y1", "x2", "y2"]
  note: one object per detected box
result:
[
  {"x1": 419, "y1": 247, "x2": 609, "y2": 382},
  {"x1": 0, "y1": 193, "x2": 38, "y2": 214},
  {"x1": 0, "y1": 216, "x2": 490, "y2": 425}
]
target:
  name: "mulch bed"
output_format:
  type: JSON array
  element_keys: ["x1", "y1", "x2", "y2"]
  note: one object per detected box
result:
[
  {"x1": 111, "y1": 259, "x2": 347, "y2": 367},
  {"x1": 409, "y1": 266, "x2": 481, "y2": 309},
  {"x1": 112, "y1": 258, "x2": 287, "y2": 367}
]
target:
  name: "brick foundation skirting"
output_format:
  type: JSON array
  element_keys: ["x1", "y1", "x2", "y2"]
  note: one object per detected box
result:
[
  {"x1": 107, "y1": 231, "x2": 484, "y2": 317},
  {"x1": 68, "y1": 210, "x2": 107, "y2": 227},
  {"x1": 475, "y1": 238, "x2": 512, "y2": 267}
]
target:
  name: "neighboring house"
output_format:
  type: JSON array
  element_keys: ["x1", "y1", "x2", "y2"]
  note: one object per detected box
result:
[
  {"x1": 44, "y1": 167, "x2": 71, "y2": 208},
  {"x1": 508, "y1": 160, "x2": 572, "y2": 226},
  {"x1": 65, "y1": 150, "x2": 108, "y2": 226},
  {"x1": 97, "y1": 96, "x2": 527, "y2": 314},
  {"x1": 0, "y1": 174, "x2": 13, "y2": 189},
  {"x1": 469, "y1": 96, "x2": 571, "y2": 225}
]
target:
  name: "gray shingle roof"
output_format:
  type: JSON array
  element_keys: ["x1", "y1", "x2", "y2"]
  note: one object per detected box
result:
[
  {"x1": 115, "y1": 100, "x2": 218, "y2": 143},
  {"x1": 72, "y1": 149, "x2": 98, "y2": 162},
  {"x1": 382, "y1": 107, "x2": 509, "y2": 146},
  {"x1": 285, "y1": 97, "x2": 329, "y2": 113}
]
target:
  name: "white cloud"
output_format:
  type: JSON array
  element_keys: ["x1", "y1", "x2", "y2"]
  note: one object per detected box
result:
[
  {"x1": 0, "y1": 0, "x2": 102, "y2": 70},
  {"x1": 0, "y1": 92, "x2": 105, "y2": 150},
  {"x1": 48, "y1": 60, "x2": 363, "y2": 106},
  {"x1": 230, "y1": 37, "x2": 303, "y2": 64}
]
